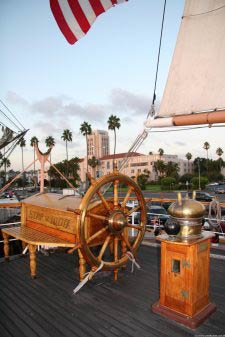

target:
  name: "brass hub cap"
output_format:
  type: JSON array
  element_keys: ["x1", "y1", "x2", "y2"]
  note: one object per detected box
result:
[{"x1": 108, "y1": 210, "x2": 127, "y2": 234}]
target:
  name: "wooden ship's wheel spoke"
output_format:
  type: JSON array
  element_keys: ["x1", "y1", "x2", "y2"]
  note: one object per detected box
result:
[
  {"x1": 126, "y1": 204, "x2": 141, "y2": 216},
  {"x1": 126, "y1": 224, "x2": 143, "y2": 231},
  {"x1": 86, "y1": 226, "x2": 109, "y2": 244},
  {"x1": 114, "y1": 236, "x2": 119, "y2": 281},
  {"x1": 121, "y1": 186, "x2": 134, "y2": 208},
  {"x1": 113, "y1": 179, "x2": 119, "y2": 208},
  {"x1": 88, "y1": 212, "x2": 108, "y2": 222},
  {"x1": 96, "y1": 190, "x2": 111, "y2": 212},
  {"x1": 114, "y1": 237, "x2": 119, "y2": 262},
  {"x1": 98, "y1": 235, "x2": 111, "y2": 260},
  {"x1": 121, "y1": 233, "x2": 133, "y2": 252}
]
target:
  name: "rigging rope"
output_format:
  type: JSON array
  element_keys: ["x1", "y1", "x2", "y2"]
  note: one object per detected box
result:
[
  {"x1": 0, "y1": 108, "x2": 21, "y2": 132},
  {"x1": 117, "y1": 0, "x2": 167, "y2": 171},
  {"x1": 208, "y1": 198, "x2": 222, "y2": 230},
  {"x1": 147, "y1": 0, "x2": 167, "y2": 119},
  {"x1": 91, "y1": 2, "x2": 166, "y2": 195},
  {"x1": 0, "y1": 130, "x2": 27, "y2": 157},
  {"x1": 0, "y1": 100, "x2": 25, "y2": 131},
  {"x1": 151, "y1": 0, "x2": 167, "y2": 107}
]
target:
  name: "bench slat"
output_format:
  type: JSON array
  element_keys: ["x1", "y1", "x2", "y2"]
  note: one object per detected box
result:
[{"x1": 2, "y1": 227, "x2": 76, "y2": 247}]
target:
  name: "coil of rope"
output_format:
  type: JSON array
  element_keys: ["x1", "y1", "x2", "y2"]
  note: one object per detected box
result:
[{"x1": 208, "y1": 197, "x2": 222, "y2": 230}]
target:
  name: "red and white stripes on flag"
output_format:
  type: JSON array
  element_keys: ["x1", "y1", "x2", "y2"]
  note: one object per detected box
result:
[{"x1": 50, "y1": 0, "x2": 128, "y2": 44}]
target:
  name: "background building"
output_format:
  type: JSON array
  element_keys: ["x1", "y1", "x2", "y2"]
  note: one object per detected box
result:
[
  {"x1": 79, "y1": 150, "x2": 193, "y2": 183},
  {"x1": 87, "y1": 130, "x2": 109, "y2": 159},
  {"x1": 79, "y1": 130, "x2": 110, "y2": 181},
  {"x1": 98, "y1": 152, "x2": 185, "y2": 180}
]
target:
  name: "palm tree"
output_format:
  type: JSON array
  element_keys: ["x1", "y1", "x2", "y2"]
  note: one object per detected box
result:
[
  {"x1": 45, "y1": 136, "x2": 55, "y2": 162},
  {"x1": 18, "y1": 137, "x2": 26, "y2": 189},
  {"x1": 203, "y1": 142, "x2": 210, "y2": 159},
  {"x1": 0, "y1": 157, "x2": 11, "y2": 185},
  {"x1": 185, "y1": 152, "x2": 192, "y2": 173},
  {"x1": 61, "y1": 129, "x2": 72, "y2": 178},
  {"x1": 203, "y1": 141, "x2": 210, "y2": 174},
  {"x1": 107, "y1": 115, "x2": 121, "y2": 157},
  {"x1": 45, "y1": 136, "x2": 55, "y2": 188},
  {"x1": 88, "y1": 156, "x2": 99, "y2": 178},
  {"x1": 30, "y1": 136, "x2": 39, "y2": 186},
  {"x1": 164, "y1": 161, "x2": 179, "y2": 178},
  {"x1": 153, "y1": 160, "x2": 166, "y2": 179},
  {"x1": 216, "y1": 147, "x2": 223, "y2": 172},
  {"x1": 158, "y1": 148, "x2": 164, "y2": 159},
  {"x1": 80, "y1": 121, "x2": 92, "y2": 176},
  {"x1": 61, "y1": 129, "x2": 72, "y2": 162}
]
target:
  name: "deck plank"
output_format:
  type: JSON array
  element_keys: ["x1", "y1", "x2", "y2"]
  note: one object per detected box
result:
[{"x1": 0, "y1": 245, "x2": 225, "y2": 337}]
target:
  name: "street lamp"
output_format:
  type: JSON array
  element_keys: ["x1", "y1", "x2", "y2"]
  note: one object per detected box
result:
[{"x1": 186, "y1": 180, "x2": 189, "y2": 192}]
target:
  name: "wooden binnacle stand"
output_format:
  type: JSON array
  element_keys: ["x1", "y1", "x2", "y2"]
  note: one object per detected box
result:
[{"x1": 152, "y1": 232, "x2": 216, "y2": 329}]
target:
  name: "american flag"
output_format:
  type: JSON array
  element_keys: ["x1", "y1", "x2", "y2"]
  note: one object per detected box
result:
[{"x1": 50, "y1": 0, "x2": 128, "y2": 44}]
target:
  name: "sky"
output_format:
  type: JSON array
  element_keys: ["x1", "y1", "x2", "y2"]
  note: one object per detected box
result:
[{"x1": 0, "y1": 0, "x2": 224, "y2": 172}]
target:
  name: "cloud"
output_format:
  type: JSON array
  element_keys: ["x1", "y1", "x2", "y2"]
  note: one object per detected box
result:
[
  {"x1": 32, "y1": 121, "x2": 60, "y2": 135},
  {"x1": 110, "y1": 88, "x2": 151, "y2": 115},
  {"x1": 6, "y1": 88, "x2": 152, "y2": 121},
  {"x1": 30, "y1": 97, "x2": 64, "y2": 116},
  {"x1": 175, "y1": 141, "x2": 186, "y2": 146},
  {"x1": 6, "y1": 91, "x2": 29, "y2": 107},
  {"x1": 121, "y1": 115, "x2": 134, "y2": 124},
  {"x1": 30, "y1": 98, "x2": 110, "y2": 122},
  {"x1": 64, "y1": 102, "x2": 107, "y2": 121},
  {"x1": 5, "y1": 88, "x2": 154, "y2": 137}
]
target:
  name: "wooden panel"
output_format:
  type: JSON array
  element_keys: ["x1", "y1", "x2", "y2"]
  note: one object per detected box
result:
[
  {"x1": 164, "y1": 249, "x2": 188, "y2": 312},
  {"x1": 25, "y1": 205, "x2": 77, "y2": 234},
  {"x1": 159, "y1": 242, "x2": 166, "y2": 304},
  {"x1": 26, "y1": 220, "x2": 76, "y2": 244},
  {"x1": 166, "y1": 242, "x2": 188, "y2": 254},
  {"x1": 193, "y1": 239, "x2": 210, "y2": 314},
  {"x1": 21, "y1": 204, "x2": 26, "y2": 226}
]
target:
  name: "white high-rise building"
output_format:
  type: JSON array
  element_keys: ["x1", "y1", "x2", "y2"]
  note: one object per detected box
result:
[{"x1": 87, "y1": 130, "x2": 109, "y2": 159}]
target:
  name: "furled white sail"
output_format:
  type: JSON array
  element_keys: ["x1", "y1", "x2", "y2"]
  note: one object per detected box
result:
[{"x1": 145, "y1": 0, "x2": 225, "y2": 128}]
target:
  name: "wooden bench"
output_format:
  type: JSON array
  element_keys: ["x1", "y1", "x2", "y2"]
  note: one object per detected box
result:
[{"x1": 1, "y1": 193, "x2": 82, "y2": 279}]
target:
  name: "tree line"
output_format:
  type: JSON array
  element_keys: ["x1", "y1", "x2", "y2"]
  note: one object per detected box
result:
[
  {"x1": 0, "y1": 115, "x2": 121, "y2": 189},
  {"x1": 0, "y1": 120, "x2": 224, "y2": 191},
  {"x1": 139, "y1": 145, "x2": 224, "y2": 190}
]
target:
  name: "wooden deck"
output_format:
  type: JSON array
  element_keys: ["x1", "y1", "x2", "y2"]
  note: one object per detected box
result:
[{"x1": 0, "y1": 245, "x2": 224, "y2": 337}]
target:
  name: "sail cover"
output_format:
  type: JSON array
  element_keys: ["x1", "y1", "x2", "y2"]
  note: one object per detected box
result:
[
  {"x1": 50, "y1": 0, "x2": 128, "y2": 45},
  {"x1": 145, "y1": 0, "x2": 225, "y2": 128}
]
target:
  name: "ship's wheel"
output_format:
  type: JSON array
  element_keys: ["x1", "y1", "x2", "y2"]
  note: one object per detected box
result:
[{"x1": 78, "y1": 170, "x2": 147, "y2": 279}]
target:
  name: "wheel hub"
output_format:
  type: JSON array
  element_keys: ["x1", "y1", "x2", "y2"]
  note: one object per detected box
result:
[{"x1": 108, "y1": 210, "x2": 127, "y2": 234}]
